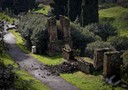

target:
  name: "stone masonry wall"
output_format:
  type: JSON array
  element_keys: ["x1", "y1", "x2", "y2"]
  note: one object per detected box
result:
[
  {"x1": 103, "y1": 51, "x2": 122, "y2": 79},
  {"x1": 94, "y1": 48, "x2": 112, "y2": 70}
]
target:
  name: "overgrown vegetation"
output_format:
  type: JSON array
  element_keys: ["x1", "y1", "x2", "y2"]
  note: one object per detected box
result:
[
  {"x1": 121, "y1": 51, "x2": 128, "y2": 83},
  {"x1": 85, "y1": 23, "x2": 117, "y2": 41},
  {"x1": 18, "y1": 14, "x2": 48, "y2": 54},
  {"x1": 71, "y1": 23, "x2": 101, "y2": 56},
  {"x1": 108, "y1": 36, "x2": 128, "y2": 51}
]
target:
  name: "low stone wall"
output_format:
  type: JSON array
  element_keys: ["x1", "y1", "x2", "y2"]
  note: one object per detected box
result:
[{"x1": 77, "y1": 58, "x2": 94, "y2": 74}]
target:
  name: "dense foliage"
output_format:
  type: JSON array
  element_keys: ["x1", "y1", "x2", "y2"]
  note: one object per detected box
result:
[
  {"x1": 108, "y1": 36, "x2": 128, "y2": 51},
  {"x1": 85, "y1": 23, "x2": 117, "y2": 41},
  {"x1": 71, "y1": 23, "x2": 101, "y2": 56},
  {"x1": 85, "y1": 40, "x2": 114, "y2": 58},
  {"x1": 18, "y1": 14, "x2": 48, "y2": 54}
]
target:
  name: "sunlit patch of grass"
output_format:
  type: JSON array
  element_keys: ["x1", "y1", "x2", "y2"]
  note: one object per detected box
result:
[
  {"x1": 34, "y1": 5, "x2": 51, "y2": 15},
  {"x1": 61, "y1": 71, "x2": 124, "y2": 90},
  {"x1": 9, "y1": 30, "x2": 64, "y2": 65}
]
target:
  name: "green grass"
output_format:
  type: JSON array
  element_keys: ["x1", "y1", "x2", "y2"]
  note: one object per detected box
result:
[
  {"x1": 2, "y1": 53, "x2": 50, "y2": 90},
  {"x1": 9, "y1": 30, "x2": 64, "y2": 65},
  {"x1": 99, "y1": 6, "x2": 128, "y2": 36},
  {"x1": 61, "y1": 71, "x2": 124, "y2": 90},
  {"x1": 0, "y1": 12, "x2": 15, "y2": 23},
  {"x1": 34, "y1": 4, "x2": 51, "y2": 15}
]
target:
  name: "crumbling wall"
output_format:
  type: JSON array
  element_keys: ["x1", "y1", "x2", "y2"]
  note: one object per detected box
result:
[
  {"x1": 94, "y1": 48, "x2": 112, "y2": 70},
  {"x1": 62, "y1": 44, "x2": 74, "y2": 60},
  {"x1": 47, "y1": 16, "x2": 72, "y2": 56},
  {"x1": 77, "y1": 58, "x2": 94, "y2": 74},
  {"x1": 103, "y1": 51, "x2": 122, "y2": 79}
]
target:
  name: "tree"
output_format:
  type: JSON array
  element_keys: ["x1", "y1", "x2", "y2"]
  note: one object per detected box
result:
[
  {"x1": 80, "y1": 0, "x2": 99, "y2": 27},
  {"x1": 50, "y1": 0, "x2": 68, "y2": 19},
  {"x1": 67, "y1": 0, "x2": 82, "y2": 21},
  {"x1": 108, "y1": 36, "x2": 128, "y2": 51},
  {"x1": 85, "y1": 23, "x2": 117, "y2": 41},
  {"x1": 18, "y1": 14, "x2": 48, "y2": 54},
  {"x1": 71, "y1": 23, "x2": 101, "y2": 56},
  {"x1": 50, "y1": 0, "x2": 99, "y2": 26}
]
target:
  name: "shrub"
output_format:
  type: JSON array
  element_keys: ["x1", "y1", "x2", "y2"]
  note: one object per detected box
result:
[
  {"x1": 18, "y1": 14, "x2": 48, "y2": 54},
  {"x1": 108, "y1": 36, "x2": 128, "y2": 51},
  {"x1": 121, "y1": 51, "x2": 128, "y2": 83},
  {"x1": 85, "y1": 23, "x2": 117, "y2": 41},
  {"x1": 71, "y1": 23, "x2": 101, "y2": 56},
  {"x1": 85, "y1": 40, "x2": 114, "y2": 58}
]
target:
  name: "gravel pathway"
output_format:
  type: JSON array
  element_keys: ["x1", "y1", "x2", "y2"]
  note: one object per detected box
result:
[{"x1": 4, "y1": 32, "x2": 79, "y2": 90}]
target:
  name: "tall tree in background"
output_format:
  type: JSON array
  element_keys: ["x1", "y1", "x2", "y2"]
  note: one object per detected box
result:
[
  {"x1": 80, "y1": 0, "x2": 99, "y2": 27},
  {"x1": 51, "y1": 0, "x2": 98, "y2": 26},
  {"x1": 50, "y1": 0, "x2": 68, "y2": 19},
  {"x1": 67, "y1": 0, "x2": 82, "y2": 21}
]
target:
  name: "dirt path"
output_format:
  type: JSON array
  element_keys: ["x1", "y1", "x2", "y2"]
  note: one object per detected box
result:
[{"x1": 4, "y1": 32, "x2": 79, "y2": 90}]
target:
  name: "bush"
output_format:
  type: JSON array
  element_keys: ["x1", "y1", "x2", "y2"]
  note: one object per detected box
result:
[
  {"x1": 121, "y1": 51, "x2": 128, "y2": 83},
  {"x1": 18, "y1": 14, "x2": 48, "y2": 54},
  {"x1": 108, "y1": 36, "x2": 128, "y2": 51},
  {"x1": 85, "y1": 40, "x2": 114, "y2": 58},
  {"x1": 85, "y1": 23, "x2": 117, "y2": 41},
  {"x1": 71, "y1": 23, "x2": 101, "y2": 56}
]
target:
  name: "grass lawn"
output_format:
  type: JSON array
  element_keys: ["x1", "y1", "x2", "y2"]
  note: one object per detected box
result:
[
  {"x1": 34, "y1": 4, "x2": 51, "y2": 15},
  {"x1": 99, "y1": 6, "x2": 128, "y2": 36},
  {"x1": 9, "y1": 30, "x2": 64, "y2": 65},
  {"x1": 61, "y1": 71, "x2": 124, "y2": 90},
  {"x1": 2, "y1": 53, "x2": 50, "y2": 90}
]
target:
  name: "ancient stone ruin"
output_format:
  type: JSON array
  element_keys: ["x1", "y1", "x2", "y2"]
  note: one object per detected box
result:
[
  {"x1": 93, "y1": 48, "x2": 112, "y2": 70},
  {"x1": 62, "y1": 47, "x2": 123, "y2": 82},
  {"x1": 47, "y1": 16, "x2": 72, "y2": 56},
  {"x1": 103, "y1": 51, "x2": 122, "y2": 80},
  {"x1": 62, "y1": 44, "x2": 74, "y2": 61},
  {"x1": 76, "y1": 57, "x2": 94, "y2": 74}
]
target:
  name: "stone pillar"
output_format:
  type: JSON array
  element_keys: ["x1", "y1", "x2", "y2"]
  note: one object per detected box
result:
[
  {"x1": 60, "y1": 15, "x2": 72, "y2": 46},
  {"x1": 94, "y1": 48, "x2": 112, "y2": 70},
  {"x1": 47, "y1": 16, "x2": 58, "y2": 42},
  {"x1": 47, "y1": 16, "x2": 58, "y2": 56},
  {"x1": 103, "y1": 51, "x2": 122, "y2": 79}
]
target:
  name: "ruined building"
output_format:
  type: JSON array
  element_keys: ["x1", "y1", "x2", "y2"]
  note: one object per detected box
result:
[{"x1": 47, "y1": 15, "x2": 72, "y2": 56}]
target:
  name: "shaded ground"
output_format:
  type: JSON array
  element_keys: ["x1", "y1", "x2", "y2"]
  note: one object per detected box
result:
[{"x1": 4, "y1": 32, "x2": 79, "y2": 90}]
